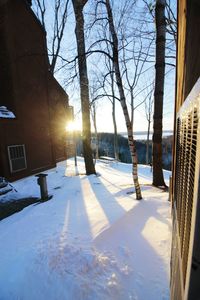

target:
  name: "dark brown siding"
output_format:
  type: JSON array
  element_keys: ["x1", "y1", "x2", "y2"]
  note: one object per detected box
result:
[
  {"x1": 0, "y1": 0, "x2": 69, "y2": 181},
  {"x1": 0, "y1": 4, "x2": 15, "y2": 111},
  {"x1": 176, "y1": 0, "x2": 200, "y2": 112},
  {"x1": 48, "y1": 75, "x2": 68, "y2": 162},
  {"x1": 171, "y1": 0, "x2": 200, "y2": 299},
  {"x1": 184, "y1": 0, "x2": 200, "y2": 98}
]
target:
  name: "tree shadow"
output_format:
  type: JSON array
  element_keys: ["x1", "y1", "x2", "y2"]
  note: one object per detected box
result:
[
  {"x1": 98, "y1": 170, "x2": 140, "y2": 199},
  {"x1": 93, "y1": 198, "x2": 171, "y2": 299},
  {"x1": 57, "y1": 176, "x2": 93, "y2": 243},
  {"x1": 88, "y1": 175, "x2": 127, "y2": 225},
  {"x1": 113, "y1": 184, "x2": 155, "y2": 198}
]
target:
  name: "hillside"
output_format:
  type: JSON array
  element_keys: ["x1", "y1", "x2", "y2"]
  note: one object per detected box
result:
[{"x1": 76, "y1": 133, "x2": 173, "y2": 170}]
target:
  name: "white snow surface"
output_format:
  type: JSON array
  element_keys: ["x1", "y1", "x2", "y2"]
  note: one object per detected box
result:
[
  {"x1": 0, "y1": 106, "x2": 15, "y2": 119},
  {"x1": 0, "y1": 158, "x2": 171, "y2": 300}
]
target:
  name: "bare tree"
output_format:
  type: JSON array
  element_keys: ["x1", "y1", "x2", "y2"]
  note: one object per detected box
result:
[
  {"x1": 33, "y1": 0, "x2": 46, "y2": 27},
  {"x1": 72, "y1": 0, "x2": 96, "y2": 175},
  {"x1": 87, "y1": 30, "x2": 120, "y2": 161},
  {"x1": 152, "y1": 0, "x2": 166, "y2": 187},
  {"x1": 142, "y1": 0, "x2": 176, "y2": 66},
  {"x1": 104, "y1": 0, "x2": 142, "y2": 199},
  {"x1": 165, "y1": 0, "x2": 177, "y2": 43},
  {"x1": 33, "y1": 0, "x2": 70, "y2": 74},
  {"x1": 89, "y1": 1, "x2": 154, "y2": 165},
  {"x1": 121, "y1": 31, "x2": 154, "y2": 129},
  {"x1": 144, "y1": 85, "x2": 154, "y2": 165},
  {"x1": 89, "y1": 1, "x2": 151, "y2": 161},
  {"x1": 90, "y1": 82, "x2": 99, "y2": 160},
  {"x1": 50, "y1": 0, "x2": 70, "y2": 73},
  {"x1": 110, "y1": 68, "x2": 119, "y2": 161},
  {"x1": 104, "y1": 47, "x2": 119, "y2": 161},
  {"x1": 142, "y1": 0, "x2": 176, "y2": 185}
]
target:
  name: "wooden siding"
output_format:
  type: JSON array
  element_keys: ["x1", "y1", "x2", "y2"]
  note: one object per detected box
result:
[
  {"x1": 0, "y1": 0, "x2": 69, "y2": 181},
  {"x1": 176, "y1": 0, "x2": 200, "y2": 113},
  {"x1": 171, "y1": 0, "x2": 200, "y2": 299},
  {"x1": 175, "y1": 0, "x2": 187, "y2": 112}
]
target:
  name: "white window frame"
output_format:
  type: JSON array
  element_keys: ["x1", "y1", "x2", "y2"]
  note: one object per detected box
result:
[{"x1": 7, "y1": 144, "x2": 27, "y2": 173}]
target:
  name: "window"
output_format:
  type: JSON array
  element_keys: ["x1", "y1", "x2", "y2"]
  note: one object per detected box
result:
[{"x1": 7, "y1": 145, "x2": 27, "y2": 173}]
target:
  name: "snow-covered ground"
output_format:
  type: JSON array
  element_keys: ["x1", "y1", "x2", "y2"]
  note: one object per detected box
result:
[{"x1": 0, "y1": 158, "x2": 172, "y2": 300}]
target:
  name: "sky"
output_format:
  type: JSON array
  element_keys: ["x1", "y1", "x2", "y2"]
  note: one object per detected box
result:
[
  {"x1": 0, "y1": 158, "x2": 171, "y2": 299},
  {"x1": 32, "y1": 0, "x2": 176, "y2": 133},
  {"x1": 78, "y1": 91, "x2": 175, "y2": 133}
]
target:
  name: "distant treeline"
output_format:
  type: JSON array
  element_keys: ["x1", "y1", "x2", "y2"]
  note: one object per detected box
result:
[{"x1": 76, "y1": 132, "x2": 173, "y2": 170}]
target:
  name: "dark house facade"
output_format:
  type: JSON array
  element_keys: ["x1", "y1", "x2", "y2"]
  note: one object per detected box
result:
[
  {"x1": 171, "y1": 0, "x2": 200, "y2": 299},
  {"x1": 0, "y1": 0, "x2": 71, "y2": 181}
]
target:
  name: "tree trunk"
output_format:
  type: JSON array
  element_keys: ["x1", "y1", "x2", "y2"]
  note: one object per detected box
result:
[
  {"x1": 105, "y1": 0, "x2": 142, "y2": 199},
  {"x1": 92, "y1": 103, "x2": 99, "y2": 160},
  {"x1": 110, "y1": 69, "x2": 119, "y2": 160},
  {"x1": 72, "y1": 0, "x2": 96, "y2": 175},
  {"x1": 146, "y1": 118, "x2": 151, "y2": 165},
  {"x1": 112, "y1": 100, "x2": 119, "y2": 160},
  {"x1": 130, "y1": 87, "x2": 134, "y2": 130},
  {"x1": 152, "y1": 0, "x2": 166, "y2": 186}
]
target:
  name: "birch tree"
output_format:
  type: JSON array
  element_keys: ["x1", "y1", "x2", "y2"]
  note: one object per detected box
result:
[
  {"x1": 89, "y1": 1, "x2": 153, "y2": 164},
  {"x1": 104, "y1": 0, "x2": 142, "y2": 199}
]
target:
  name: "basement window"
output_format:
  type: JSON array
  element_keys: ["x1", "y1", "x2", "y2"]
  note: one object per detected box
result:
[{"x1": 8, "y1": 145, "x2": 27, "y2": 173}]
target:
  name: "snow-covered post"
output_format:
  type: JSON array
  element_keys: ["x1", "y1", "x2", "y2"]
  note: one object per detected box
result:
[{"x1": 36, "y1": 173, "x2": 49, "y2": 201}]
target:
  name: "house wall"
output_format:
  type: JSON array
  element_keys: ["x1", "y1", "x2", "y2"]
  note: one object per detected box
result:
[
  {"x1": 0, "y1": 4, "x2": 15, "y2": 112},
  {"x1": 175, "y1": 0, "x2": 200, "y2": 112},
  {"x1": 48, "y1": 74, "x2": 69, "y2": 163},
  {"x1": 171, "y1": 0, "x2": 200, "y2": 299},
  {"x1": 175, "y1": 0, "x2": 187, "y2": 112},
  {"x1": 0, "y1": 0, "x2": 69, "y2": 181},
  {"x1": 173, "y1": 0, "x2": 200, "y2": 200},
  {"x1": 184, "y1": 3, "x2": 200, "y2": 295},
  {"x1": 184, "y1": 0, "x2": 200, "y2": 99}
]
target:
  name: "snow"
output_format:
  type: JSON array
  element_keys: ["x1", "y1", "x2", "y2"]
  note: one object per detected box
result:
[
  {"x1": 178, "y1": 77, "x2": 200, "y2": 116},
  {"x1": 0, "y1": 158, "x2": 171, "y2": 300},
  {"x1": 0, "y1": 106, "x2": 16, "y2": 119}
]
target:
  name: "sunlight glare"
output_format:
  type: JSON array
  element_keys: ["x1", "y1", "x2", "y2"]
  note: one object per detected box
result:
[{"x1": 66, "y1": 121, "x2": 79, "y2": 132}]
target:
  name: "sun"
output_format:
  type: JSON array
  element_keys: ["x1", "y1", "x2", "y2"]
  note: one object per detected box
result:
[
  {"x1": 66, "y1": 121, "x2": 75, "y2": 132},
  {"x1": 65, "y1": 121, "x2": 81, "y2": 132}
]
